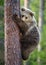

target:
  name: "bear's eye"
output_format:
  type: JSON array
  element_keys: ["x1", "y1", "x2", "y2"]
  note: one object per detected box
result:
[
  {"x1": 21, "y1": 8, "x2": 25, "y2": 11},
  {"x1": 26, "y1": 17, "x2": 28, "y2": 19},
  {"x1": 22, "y1": 15, "x2": 24, "y2": 17}
]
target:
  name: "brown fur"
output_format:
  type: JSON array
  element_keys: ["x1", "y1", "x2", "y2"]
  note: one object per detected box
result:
[{"x1": 13, "y1": 7, "x2": 40, "y2": 60}]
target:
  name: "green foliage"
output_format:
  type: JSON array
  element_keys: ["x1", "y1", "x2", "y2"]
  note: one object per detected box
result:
[
  {"x1": 0, "y1": 9, "x2": 4, "y2": 20},
  {"x1": 0, "y1": 0, "x2": 4, "y2": 6},
  {"x1": 30, "y1": 0, "x2": 40, "y2": 21},
  {"x1": 0, "y1": 40, "x2": 4, "y2": 65},
  {"x1": 44, "y1": 0, "x2": 46, "y2": 22},
  {"x1": 20, "y1": 0, "x2": 24, "y2": 6}
]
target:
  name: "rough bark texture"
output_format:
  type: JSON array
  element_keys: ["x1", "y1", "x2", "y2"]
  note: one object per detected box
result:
[{"x1": 4, "y1": 0, "x2": 22, "y2": 65}]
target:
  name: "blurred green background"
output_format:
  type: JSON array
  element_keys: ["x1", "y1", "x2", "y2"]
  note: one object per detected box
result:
[{"x1": 0, "y1": 0, "x2": 46, "y2": 65}]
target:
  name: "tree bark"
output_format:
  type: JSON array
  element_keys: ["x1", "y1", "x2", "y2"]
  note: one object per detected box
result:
[
  {"x1": 38, "y1": 0, "x2": 44, "y2": 32},
  {"x1": 4, "y1": 0, "x2": 22, "y2": 65},
  {"x1": 37, "y1": 0, "x2": 44, "y2": 65},
  {"x1": 24, "y1": 0, "x2": 30, "y2": 8}
]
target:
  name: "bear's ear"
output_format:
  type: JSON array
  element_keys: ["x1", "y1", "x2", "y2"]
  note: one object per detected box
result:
[
  {"x1": 29, "y1": 12, "x2": 34, "y2": 16},
  {"x1": 21, "y1": 8, "x2": 25, "y2": 11},
  {"x1": 29, "y1": 11, "x2": 35, "y2": 17}
]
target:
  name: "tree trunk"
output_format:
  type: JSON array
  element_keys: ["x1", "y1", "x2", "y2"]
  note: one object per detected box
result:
[
  {"x1": 24, "y1": 0, "x2": 30, "y2": 8},
  {"x1": 38, "y1": 0, "x2": 44, "y2": 31},
  {"x1": 4, "y1": 0, "x2": 22, "y2": 65},
  {"x1": 37, "y1": 0, "x2": 44, "y2": 65}
]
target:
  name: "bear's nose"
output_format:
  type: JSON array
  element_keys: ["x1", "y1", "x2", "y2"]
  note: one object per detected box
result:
[{"x1": 25, "y1": 17, "x2": 28, "y2": 19}]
